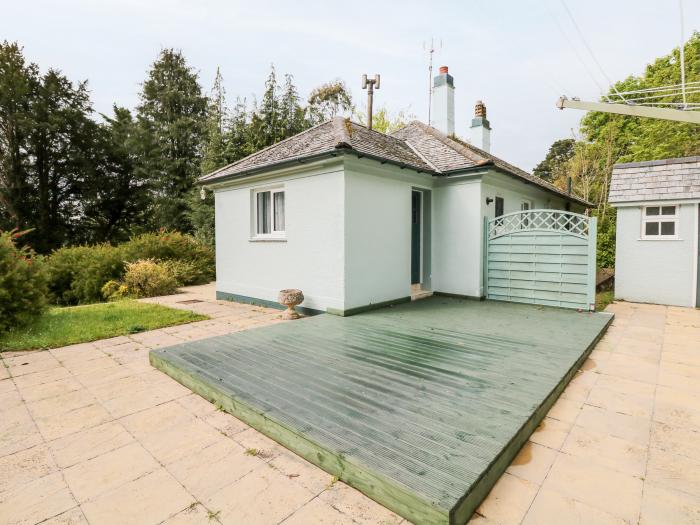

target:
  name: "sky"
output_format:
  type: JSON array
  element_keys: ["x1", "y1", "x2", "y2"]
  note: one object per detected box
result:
[{"x1": 2, "y1": 0, "x2": 697, "y2": 171}]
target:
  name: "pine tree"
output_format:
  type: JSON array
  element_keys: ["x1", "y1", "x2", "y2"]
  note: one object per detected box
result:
[
  {"x1": 77, "y1": 106, "x2": 149, "y2": 243},
  {"x1": 255, "y1": 65, "x2": 280, "y2": 148},
  {"x1": 0, "y1": 41, "x2": 38, "y2": 234},
  {"x1": 224, "y1": 97, "x2": 252, "y2": 162},
  {"x1": 192, "y1": 68, "x2": 228, "y2": 246},
  {"x1": 136, "y1": 48, "x2": 208, "y2": 233},
  {"x1": 200, "y1": 67, "x2": 228, "y2": 175},
  {"x1": 279, "y1": 74, "x2": 306, "y2": 139},
  {"x1": 28, "y1": 70, "x2": 98, "y2": 252}
]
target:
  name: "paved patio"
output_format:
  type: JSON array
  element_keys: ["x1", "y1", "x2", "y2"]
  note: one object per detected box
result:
[{"x1": 1, "y1": 287, "x2": 699, "y2": 524}]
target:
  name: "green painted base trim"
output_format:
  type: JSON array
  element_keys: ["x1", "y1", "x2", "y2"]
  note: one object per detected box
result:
[
  {"x1": 450, "y1": 310, "x2": 615, "y2": 524},
  {"x1": 433, "y1": 291, "x2": 485, "y2": 302},
  {"x1": 216, "y1": 291, "x2": 323, "y2": 316},
  {"x1": 326, "y1": 296, "x2": 411, "y2": 317},
  {"x1": 149, "y1": 351, "x2": 448, "y2": 525}
]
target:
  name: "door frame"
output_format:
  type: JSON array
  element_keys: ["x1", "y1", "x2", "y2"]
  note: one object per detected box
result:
[
  {"x1": 411, "y1": 190, "x2": 422, "y2": 285},
  {"x1": 411, "y1": 188, "x2": 432, "y2": 290}
]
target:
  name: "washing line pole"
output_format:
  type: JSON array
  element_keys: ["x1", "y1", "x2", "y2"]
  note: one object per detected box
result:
[{"x1": 679, "y1": 0, "x2": 687, "y2": 107}]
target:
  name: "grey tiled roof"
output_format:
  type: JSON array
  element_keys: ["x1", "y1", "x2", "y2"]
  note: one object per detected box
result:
[
  {"x1": 200, "y1": 117, "x2": 432, "y2": 183},
  {"x1": 200, "y1": 117, "x2": 590, "y2": 206},
  {"x1": 391, "y1": 122, "x2": 590, "y2": 205},
  {"x1": 609, "y1": 156, "x2": 700, "y2": 203}
]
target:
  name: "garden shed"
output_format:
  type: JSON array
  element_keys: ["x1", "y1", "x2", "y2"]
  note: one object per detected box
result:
[{"x1": 609, "y1": 156, "x2": 700, "y2": 307}]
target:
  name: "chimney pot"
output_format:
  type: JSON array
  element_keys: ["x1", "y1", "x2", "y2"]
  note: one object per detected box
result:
[
  {"x1": 470, "y1": 99, "x2": 491, "y2": 152},
  {"x1": 439, "y1": 65, "x2": 448, "y2": 74}
]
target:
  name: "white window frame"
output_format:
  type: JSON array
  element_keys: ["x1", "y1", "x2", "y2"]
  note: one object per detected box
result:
[
  {"x1": 641, "y1": 204, "x2": 679, "y2": 240},
  {"x1": 252, "y1": 186, "x2": 286, "y2": 240}
]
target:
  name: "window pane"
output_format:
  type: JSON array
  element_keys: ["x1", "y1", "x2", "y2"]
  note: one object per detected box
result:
[
  {"x1": 645, "y1": 207, "x2": 660, "y2": 216},
  {"x1": 645, "y1": 222, "x2": 659, "y2": 236},
  {"x1": 257, "y1": 192, "x2": 270, "y2": 234},
  {"x1": 274, "y1": 192, "x2": 285, "y2": 231},
  {"x1": 660, "y1": 221, "x2": 675, "y2": 235},
  {"x1": 661, "y1": 206, "x2": 676, "y2": 216}
]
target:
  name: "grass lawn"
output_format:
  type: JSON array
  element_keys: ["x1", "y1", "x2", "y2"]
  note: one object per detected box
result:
[
  {"x1": 596, "y1": 290, "x2": 614, "y2": 312},
  {"x1": 0, "y1": 300, "x2": 207, "y2": 352}
]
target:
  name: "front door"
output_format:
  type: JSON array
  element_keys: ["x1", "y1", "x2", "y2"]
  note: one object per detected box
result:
[{"x1": 411, "y1": 191, "x2": 421, "y2": 285}]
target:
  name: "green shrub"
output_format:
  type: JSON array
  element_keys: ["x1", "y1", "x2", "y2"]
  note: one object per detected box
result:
[
  {"x1": 44, "y1": 230, "x2": 213, "y2": 306},
  {"x1": 47, "y1": 244, "x2": 125, "y2": 305},
  {"x1": 0, "y1": 231, "x2": 49, "y2": 333},
  {"x1": 122, "y1": 259, "x2": 178, "y2": 298},
  {"x1": 100, "y1": 280, "x2": 130, "y2": 301},
  {"x1": 122, "y1": 230, "x2": 214, "y2": 285},
  {"x1": 161, "y1": 259, "x2": 207, "y2": 286}
]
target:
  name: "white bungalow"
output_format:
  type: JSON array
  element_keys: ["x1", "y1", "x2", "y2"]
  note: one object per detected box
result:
[
  {"x1": 200, "y1": 67, "x2": 590, "y2": 315},
  {"x1": 610, "y1": 157, "x2": 700, "y2": 308}
]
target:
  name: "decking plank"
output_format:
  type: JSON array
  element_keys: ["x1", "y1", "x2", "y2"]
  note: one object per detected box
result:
[{"x1": 151, "y1": 297, "x2": 612, "y2": 525}]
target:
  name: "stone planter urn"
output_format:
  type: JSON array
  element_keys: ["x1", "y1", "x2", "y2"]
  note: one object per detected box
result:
[{"x1": 278, "y1": 289, "x2": 304, "y2": 320}]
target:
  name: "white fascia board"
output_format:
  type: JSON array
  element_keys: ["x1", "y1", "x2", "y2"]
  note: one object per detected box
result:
[{"x1": 209, "y1": 157, "x2": 345, "y2": 192}]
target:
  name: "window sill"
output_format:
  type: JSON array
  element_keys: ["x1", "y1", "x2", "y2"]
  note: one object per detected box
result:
[
  {"x1": 637, "y1": 237, "x2": 682, "y2": 241},
  {"x1": 249, "y1": 237, "x2": 287, "y2": 242}
]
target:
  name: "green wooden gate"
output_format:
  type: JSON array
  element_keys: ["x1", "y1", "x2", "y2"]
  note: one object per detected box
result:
[{"x1": 484, "y1": 210, "x2": 597, "y2": 310}]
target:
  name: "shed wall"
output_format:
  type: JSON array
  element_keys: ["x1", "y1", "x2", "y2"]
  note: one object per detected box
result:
[{"x1": 615, "y1": 203, "x2": 696, "y2": 307}]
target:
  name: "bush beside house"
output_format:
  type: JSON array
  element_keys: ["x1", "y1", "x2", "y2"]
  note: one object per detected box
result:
[
  {"x1": 0, "y1": 232, "x2": 48, "y2": 332},
  {"x1": 45, "y1": 231, "x2": 214, "y2": 305}
]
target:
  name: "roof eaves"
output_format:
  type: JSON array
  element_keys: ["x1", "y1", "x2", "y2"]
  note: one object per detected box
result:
[
  {"x1": 199, "y1": 119, "x2": 335, "y2": 182},
  {"x1": 199, "y1": 149, "x2": 345, "y2": 186}
]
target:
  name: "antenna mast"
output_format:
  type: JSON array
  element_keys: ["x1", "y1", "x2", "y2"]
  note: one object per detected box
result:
[
  {"x1": 424, "y1": 37, "x2": 442, "y2": 126},
  {"x1": 361, "y1": 74, "x2": 381, "y2": 130}
]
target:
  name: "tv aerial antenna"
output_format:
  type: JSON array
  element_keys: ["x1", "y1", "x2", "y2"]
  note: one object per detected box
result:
[{"x1": 423, "y1": 37, "x2": 442, "y2": 126}]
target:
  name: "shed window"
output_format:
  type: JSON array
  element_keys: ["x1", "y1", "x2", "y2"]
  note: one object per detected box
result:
[
  {"x1": 254, "y1": 188, "x2": 285, "y2": 238},
  {"x1": 642, "y1": 205, "x2": 677, "y2": 239}
]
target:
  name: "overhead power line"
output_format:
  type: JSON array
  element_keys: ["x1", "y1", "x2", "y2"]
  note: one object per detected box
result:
[
  {"x1": 542, "y1": 0, "x2": 609, "y2": 99},
  {"x1": 558, "y1": 0, "x2": 627, "y2": 101}
]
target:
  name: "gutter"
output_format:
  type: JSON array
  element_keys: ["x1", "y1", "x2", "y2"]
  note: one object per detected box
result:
[{"x1": 442, "y1": 162, "x2": 592, "y2": 208}]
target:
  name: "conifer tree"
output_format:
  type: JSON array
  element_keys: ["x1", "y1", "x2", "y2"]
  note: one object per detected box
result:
[
  {"x1": 136, "y1": 48, "x2": 208, "y2": 233},
  {"x1": 0, "y1": 41, "x2": 37, "y2": 234}
]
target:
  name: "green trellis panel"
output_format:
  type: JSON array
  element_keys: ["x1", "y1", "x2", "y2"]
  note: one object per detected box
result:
[{"x1": 485, "y1": 211, "x2": 597, "y2": 311}]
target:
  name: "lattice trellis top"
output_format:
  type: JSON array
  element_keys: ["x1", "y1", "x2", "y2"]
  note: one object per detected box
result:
[{"x1": 488, "y1": 210, "x2": 591, "y2": 240}]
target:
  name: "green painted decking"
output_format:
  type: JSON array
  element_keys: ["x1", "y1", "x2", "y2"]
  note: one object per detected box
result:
[{"x1": 150, "y1": 297, "x2": 613, "y2": 525}]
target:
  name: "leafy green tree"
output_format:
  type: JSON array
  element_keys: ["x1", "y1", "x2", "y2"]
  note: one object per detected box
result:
[
  {"x1": 354, "y1": 106, "x2": 415, "y2": 133},
  {"x1": 536, "y1": 32, "x2": 700, "y2": 268},
  {"x1": 307, "y1": 80, "x2": 353, "y2": 124},
  {"x1": 533, "y1": 138, "x2": 575, "y2": 183},
  {"x1": 136, "y1": 48, "x2": 208, "y2": 233}
]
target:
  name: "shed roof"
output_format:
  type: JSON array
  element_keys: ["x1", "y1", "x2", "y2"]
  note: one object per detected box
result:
[
  {"x1": 609, "y1": 156, "x2": 700, "y2": 204},
  {"x1": 200, "y1": 117, "x2": 590, "y2": 206}
]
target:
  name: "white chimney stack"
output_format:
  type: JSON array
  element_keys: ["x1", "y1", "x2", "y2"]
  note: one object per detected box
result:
[
  {"x1": 469, "y1": 100, "x2": 491, "y2": 152},
  {"x1": 432, "y1": 65, "x2": 455, "y2": 135}
]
